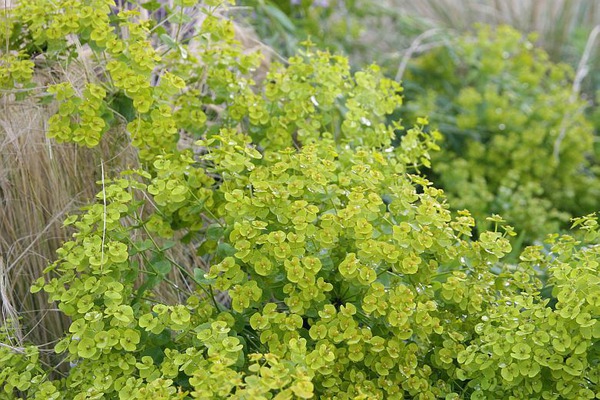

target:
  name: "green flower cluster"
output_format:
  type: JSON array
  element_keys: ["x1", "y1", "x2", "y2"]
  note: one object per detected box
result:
[
  {"x1": 1, "y1": 2, "x2": 599, "y2": 399},
  {"x1": 0, "y1": 329, "x2": 61, "y2": 400},
  {"x1": 404, "y1": 25, "x2": 600, "y2": 243},
  {"x1": 46, "y1": 83, "x2": 108, "y2": 147},
  {"x1": 0, "y1": 52, "x2": 34, "y2": 90}
]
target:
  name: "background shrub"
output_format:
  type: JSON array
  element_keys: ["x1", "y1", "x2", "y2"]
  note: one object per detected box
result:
[{"x1": 402, "y1": 25, "x2": 600, "y2": 244}]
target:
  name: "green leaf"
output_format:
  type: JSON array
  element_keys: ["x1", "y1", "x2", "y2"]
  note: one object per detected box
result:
[
  {"x1": 38, "y1": 93, "x2": 55, "y2": 106},
  {"x1": 159, "y1": 33, "x2": 178, "y2": 50},
  {"x1": 193, "y1": 267, "x2": 215, "y2": 285},
  {"x1": 217, "y1": 242, "x2": 236, "y2": 258},
  {"x1": 197, "y1": 239, "x2": 218, "y2": 256},
  {"x1": 122, "y1": 261, "x2": 139, "y2": 283},
  {"x1": 206, "y1": 224, "x2": 225, "y2": 240},
  {"x1": 130, "y1": 239, "x2": 154, "y2": 255},
  {"x1": 152, "y1": 259, "x2": 172, "y2": 276},
  {"x1": 111, "y1": 93, "x2": 136, "y2": 123},
  {"x1": 160, "y1": 240, "x2": 177, "y2": 251},
  {"x1": 170, "y1": 11, "x2": 192, "y2": 24},
  {"x1": 138, "y1": 276, "x2": 160, "y2": 298},
  {"x1": 263, "y1": 4, "x2": 296, "y2": 33},
  {"x1": 319, "y1": 256, "x2": 334, "y2": 272},
  {"x1": 141, "y1": 0, "x2": 162, "y2": 11}
]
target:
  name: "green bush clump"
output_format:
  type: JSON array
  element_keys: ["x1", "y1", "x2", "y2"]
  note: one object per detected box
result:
[
  {"x1": 242, "y1": 0, "x2": 371, "y2": 58},
  {"x1": 403, "y1": 25, "x2": 600, "y2": 243},
  {"x1": 1, "y1": 2, "x2": 599, "y2": 399}
]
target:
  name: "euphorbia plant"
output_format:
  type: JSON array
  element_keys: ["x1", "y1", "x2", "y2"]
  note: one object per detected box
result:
[{"x1": 0, "y1": 1, "x2": 599, "y2": 399}]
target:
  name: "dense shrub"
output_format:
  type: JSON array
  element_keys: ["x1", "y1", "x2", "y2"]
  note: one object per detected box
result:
[
  {"x1": 1, "y1": 2, "x2": 599, "y2": 399},
  {"x1": 403, "y1": 25, "x2": 600, "y2": 244}
]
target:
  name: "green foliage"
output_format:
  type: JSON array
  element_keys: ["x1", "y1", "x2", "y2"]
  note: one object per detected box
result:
[
  {"x1": 0, "y1": 327, "x2": 59, "y2": 400},
  {"x1": 403, "y1": 25, "x2": 600, "y2": 243},
  {"x1": 242, "y1": 0, "x2": 377, "y2": 58},
  {"x1": 1, "y1": 2, "x2": 599, "y2": 399}
]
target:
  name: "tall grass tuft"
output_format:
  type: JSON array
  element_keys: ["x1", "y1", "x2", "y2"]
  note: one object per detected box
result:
[{"x1": 394, "y1": 0, "x2": 599, "y2": 53}]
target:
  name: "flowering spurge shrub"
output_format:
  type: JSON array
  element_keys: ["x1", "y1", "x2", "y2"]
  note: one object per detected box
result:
[
  {"x1": 0, "y1": 2, "x2": 599, "y2": 399},
  {"x1": 403, "y1": 25, "x2": 600, "y2": 244}
]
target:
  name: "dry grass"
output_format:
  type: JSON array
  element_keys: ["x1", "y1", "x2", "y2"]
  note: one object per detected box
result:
[{"x1": 390, "y1": 0, "x2": 600, "y2": 65}]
